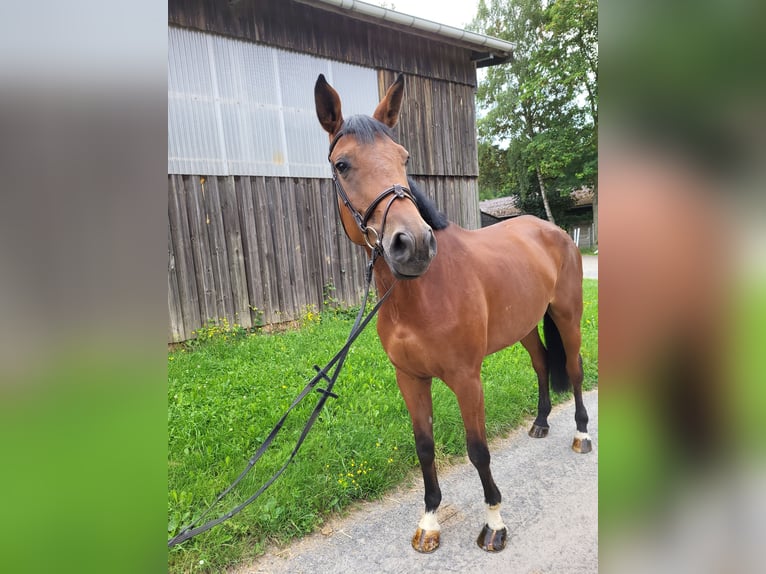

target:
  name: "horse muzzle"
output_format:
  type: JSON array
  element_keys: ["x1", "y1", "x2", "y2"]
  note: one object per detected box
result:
[{"x1": 382, "y1": 225, "x2": 437, "y2": 279}]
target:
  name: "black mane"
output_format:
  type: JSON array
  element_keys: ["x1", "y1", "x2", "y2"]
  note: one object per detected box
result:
[
  {"x1": 336, "y1": 115, "x2": 394, "y2": 145},
  {"x1": 407, "y1": 178, "x2": 449, "y2": 230},
  {"x1": 335, "y1": 115, "x2": 450, "y2": 230}
]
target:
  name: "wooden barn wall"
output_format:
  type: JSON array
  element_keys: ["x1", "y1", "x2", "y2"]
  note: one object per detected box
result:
[
  {"x1": 168, "y1": 0, "x2": 478, "y2": 87},
  {"x1": 379, "y1": 71, "x2": 479, "y2": 178},
  {"x1": 168, "y1": 0, "x2": 483, "y2": 341},
  {"x1": 168, "y1": 173, "x2": 478, "y2": 342}
]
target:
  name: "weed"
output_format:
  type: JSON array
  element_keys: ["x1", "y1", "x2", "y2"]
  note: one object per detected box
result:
[
  {"x1": 299, "y1": 304, "x2": 321, "y2": 329},
  {"x1": 322, "y1": 282, "x2": 341, "y2": 312},
  {"x1": 187, "y1": 317, "x2": 247, "y2": 348},
  {"x1": 249, "y1": 305, "x2": 265, "y2": 328}
]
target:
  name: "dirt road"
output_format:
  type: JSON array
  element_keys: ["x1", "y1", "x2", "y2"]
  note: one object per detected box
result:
[{"x1": 582, "y1": 254, "x2": 598, "y2": 279}]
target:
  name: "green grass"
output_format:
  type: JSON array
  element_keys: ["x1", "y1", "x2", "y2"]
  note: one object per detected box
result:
[{"x1": 168, "y1": 280, "x2": 598, "y2": 572}]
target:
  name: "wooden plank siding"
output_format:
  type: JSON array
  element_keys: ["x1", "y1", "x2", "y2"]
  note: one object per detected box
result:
[
  {"x1": 168, "y1": 225, "x2": 186, "y2": 342},
  {"x1": 168, "y1": 175, "x2": 201, "y2": 338},
  {"x1": 168, "y1": 0, "x2": 478, "y2": 87},
  {"x1": 167, "y1": 174, "x2": 479, "y2": 341},
  {"x1": 379, "y1": 71, "x2": 479, "y2": 177}
]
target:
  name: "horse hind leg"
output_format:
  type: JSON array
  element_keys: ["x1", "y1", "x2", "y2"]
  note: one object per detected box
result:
[
  {"x1": 569, "y1": 358, "x2": 592, "y2": 452},
  {"x1": 569, "y1": 352, "x2": 592, "y2": 453},
  {"x1": 545, "y1": 309, "x2": 592, "y2": 453},
  {"x1": 521, "y1": 328, "x2": 551, "y2": 438}
]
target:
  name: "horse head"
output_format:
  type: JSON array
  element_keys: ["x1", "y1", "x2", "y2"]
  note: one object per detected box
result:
[{"x1": 314, "y1": 73, "x2": 437, "y2": 279}]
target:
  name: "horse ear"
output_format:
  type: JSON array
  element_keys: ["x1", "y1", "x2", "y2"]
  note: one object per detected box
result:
[
  {"x1": 373, "y1": 73, "x2": 404, "y2": 128},
  {"x1": 314, "y1": 74, "x2": 344, "y2": 136}
]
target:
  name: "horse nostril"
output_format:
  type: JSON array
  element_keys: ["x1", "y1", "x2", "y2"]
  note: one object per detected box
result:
[
  {"x1": 427, "y1": 228, "x2": 437, "y2": 257},
  {"x1": 390, "y1": 231, "x2": 414, "y2": 259}
]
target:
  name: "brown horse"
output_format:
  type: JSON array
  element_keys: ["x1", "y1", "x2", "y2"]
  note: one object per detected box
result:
[{"x1": 314, "y1": 73, "x2": 591, "y2": 553}]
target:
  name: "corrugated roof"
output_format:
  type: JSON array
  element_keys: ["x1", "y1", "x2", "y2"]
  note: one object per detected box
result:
[
  {"x1": 480, "y1": 188, "x2": 594, "y2": 219},
  {"x1": 293, "y1": 0, "x2": 514, "y2": 67},
  {"x1": 571, "y1": 187, "x2": 594, "y2": 207},
  {"x1": 479, "y1": 196, "x2": 522, "y2": 218}
]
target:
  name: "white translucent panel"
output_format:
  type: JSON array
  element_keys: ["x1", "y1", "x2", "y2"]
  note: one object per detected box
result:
[
  {"x1": 168, "y1": 27, "x2": 214, "y2": 97},
  {"x1": 211, "y1": 37, "x2": 277, "y2": 105},
  {"x1": 330, "y1": 61, "x2": 380, "y2": 118},
  {"x1": 220, "y1": 103, "x2": 288, "y2": 176},
  {"x1": 277, "y1": 51, "x2": 332, "y2": 110},
  {"x1": 168, "y1": 95, "x2": 226, "y2": 175},
  {"x1": 283, "y1": 108, "x2": 332, "y2": 177},
  {"x1": 168, "y1": 27, "x2": 378, "y2": 177}
]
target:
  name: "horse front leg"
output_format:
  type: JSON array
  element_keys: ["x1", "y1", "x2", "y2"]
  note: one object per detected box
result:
[
  {"x1": 395, "y1": 370, "x2": 442, "y2": 553},
  {"x1": 449, "y1": 373, "x2": 508, "y2": 552}
]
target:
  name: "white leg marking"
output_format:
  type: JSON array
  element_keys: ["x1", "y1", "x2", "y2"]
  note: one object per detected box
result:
[
  {"x1": 486, "y1": 503, "x2": 506, "y2": 530},
  {"x1": 418, "y1": 510, "x2": 440, "y2": 532},
  {"x1": 574, "y1": 430, "x2": 591, "y2": 441}
]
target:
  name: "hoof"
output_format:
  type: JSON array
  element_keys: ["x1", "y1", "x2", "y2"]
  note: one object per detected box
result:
[
  {"x1": 528, "y1": 423, "x2": 549, "y2": 438},
  {"x1": 476, "y1": 523, "x2": 507, "y2": 552},
  {"x1": 412, "y1": 527, "x2": 440, "y2": 553},
  {"x1": 572, "y1": 436, "x2": 592, "y2": 454}
]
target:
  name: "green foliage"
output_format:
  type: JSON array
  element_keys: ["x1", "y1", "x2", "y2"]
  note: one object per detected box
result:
[
  {"x1": 188, "y1": 317, "x2": 248, "y2": 347},
  {"x1": 249, "y1": 305, "x2": 265, "y2": 328},
  {"x1": 168, "y1": 280, "x2": 598, "y2": 572},
  {"x1": 478, "y1": 140, "x2": 513, "y2": 200},
  {"x1": 299, "y1": 304, "x2": 321, "y2": 329},
  {"x1": 322, "y1": 282, "x2": 340, "y2": 311},
  {"x1": 472, "y1": 0, "x2": 598, "y2": 225}
]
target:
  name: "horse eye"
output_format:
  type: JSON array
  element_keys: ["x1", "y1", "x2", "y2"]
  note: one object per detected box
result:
[
  {"x1": 334, "y1": 160, "x2": 350, "y2": 174},
  {"x1": 405, "y1": 156, "x2": 410, "y2": 166}
]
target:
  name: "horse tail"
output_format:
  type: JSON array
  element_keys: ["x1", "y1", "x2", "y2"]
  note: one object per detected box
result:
[{"x1": 543, "y1": 312, "x2": 570, "y2": 393}]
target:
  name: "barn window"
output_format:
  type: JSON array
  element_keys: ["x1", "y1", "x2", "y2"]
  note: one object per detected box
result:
[{"x1": 168, "y1": 26, "x2": 378, "y2": 177}]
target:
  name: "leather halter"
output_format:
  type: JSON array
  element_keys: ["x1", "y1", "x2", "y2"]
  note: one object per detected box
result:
[{"x1": 328, "y1": 130, "x2": 417, "y2": 252}]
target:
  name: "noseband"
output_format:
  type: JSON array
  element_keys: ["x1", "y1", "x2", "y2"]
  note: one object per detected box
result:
[{"x1": 328, "y1": 131, "x2": 417, "y2": 253}]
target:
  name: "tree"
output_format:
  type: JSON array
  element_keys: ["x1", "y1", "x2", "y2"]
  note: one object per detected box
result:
[
  {"x1": 545, "y1": 0, "x2": 598, "y2": 239},
  {"x1": 477, "y1": 141, "x2": 511, "y2": 200},
  {"x1": 471, "y1": 0, "x2": 597, "y2": 235}
]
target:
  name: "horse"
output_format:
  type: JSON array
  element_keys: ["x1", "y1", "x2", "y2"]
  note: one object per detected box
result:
[{"x1": 314, "y1": 73, "x2": 591, "y2": 553}]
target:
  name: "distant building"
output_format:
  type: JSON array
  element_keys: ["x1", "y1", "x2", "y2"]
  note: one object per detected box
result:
[
  {"x1": 478, "y1": 196, "x2": 523, "y2": 227},
  {"x1": 567, "y1": 188, "x2": 596, "y2": 249},
  {"x1": 478, "y1": 189, "x2": 596, "y2": 249}
]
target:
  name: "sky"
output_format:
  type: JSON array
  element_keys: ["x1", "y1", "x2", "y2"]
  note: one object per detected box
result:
[{"x1": 369, "y1": 0, "x2": 482, "y2": 30}]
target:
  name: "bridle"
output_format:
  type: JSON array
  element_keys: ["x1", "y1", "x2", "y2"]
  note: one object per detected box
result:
[{"x1": 328, "y1": 130, "x2": 418, "y2": 253}]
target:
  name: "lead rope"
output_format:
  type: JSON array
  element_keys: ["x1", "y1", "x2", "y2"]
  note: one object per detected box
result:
[{"x1": 168, "y1": 252, "x2": 395, "y2": 548}]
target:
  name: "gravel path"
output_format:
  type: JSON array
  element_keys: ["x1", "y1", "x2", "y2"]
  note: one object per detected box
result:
[{"x1": 582, "y1": 255, "x2": 598, "y2": 279}]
